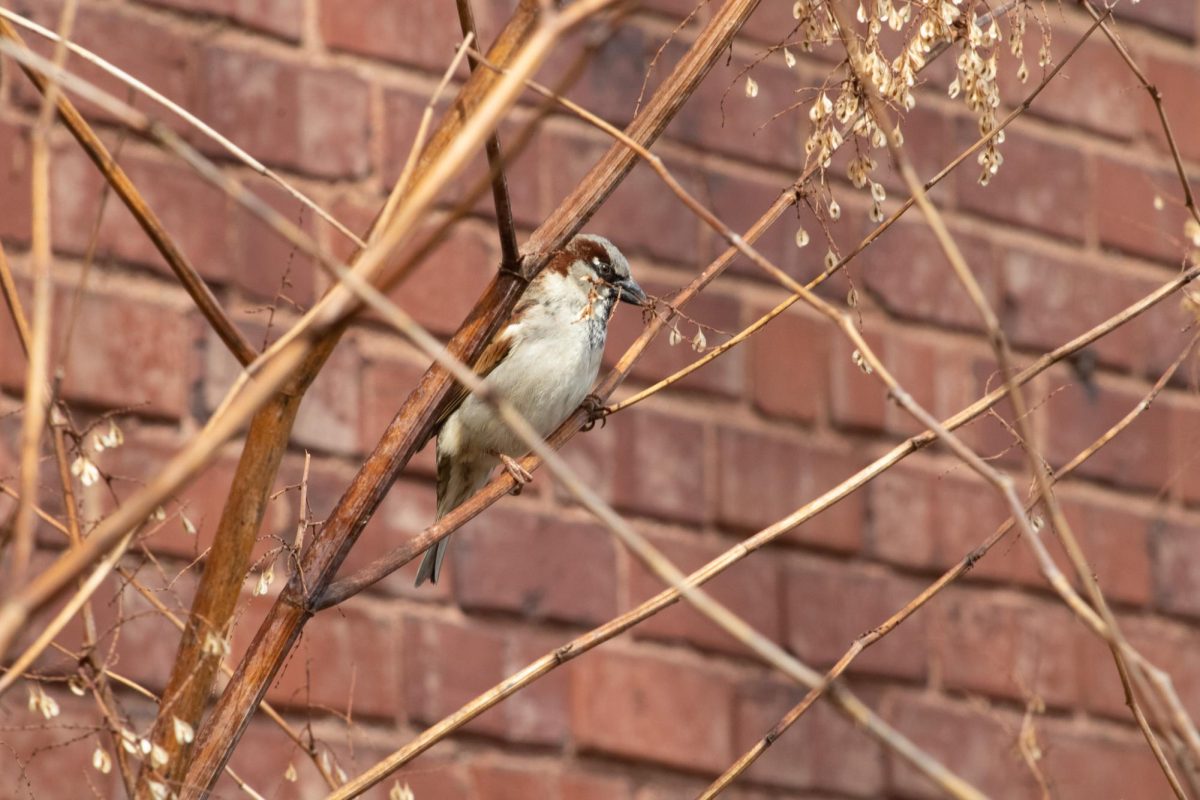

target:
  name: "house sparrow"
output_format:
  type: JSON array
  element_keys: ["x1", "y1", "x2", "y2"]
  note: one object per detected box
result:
[{"x1": 414, "y1": 234, "x2": 647, "y2": 586}]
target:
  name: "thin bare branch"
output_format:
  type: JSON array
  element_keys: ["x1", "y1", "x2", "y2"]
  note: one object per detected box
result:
[
  {"x1": 0, "y1": 17, "x2": 258, "y2": 367},
  {"x1": 0, "y1": 6, "x2": 366, "y2": 249}
]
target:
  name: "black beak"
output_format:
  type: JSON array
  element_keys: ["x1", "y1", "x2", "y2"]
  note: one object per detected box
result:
[{"x1": 618, "y1": 277, "x2": 648, "y2": 306}]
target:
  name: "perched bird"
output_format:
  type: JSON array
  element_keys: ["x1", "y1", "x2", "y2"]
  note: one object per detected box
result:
[{"x1": 414, "y1": 234, "x2": 647, "y2": 586}]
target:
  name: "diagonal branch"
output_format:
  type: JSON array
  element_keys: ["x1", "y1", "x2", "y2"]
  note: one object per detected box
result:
[
  {"x1": 333, "y1": 261, "x2": 1198, "y2": 785},
  {"x1": 0, "y1": 17, "x2": 258, "y2": 367},
  {"x1": 701, "y1": 328, "x2": 1200, "y2": 799},
  {"x1": 827, "y1": 1, "x2": 1189, "y2": 793}
]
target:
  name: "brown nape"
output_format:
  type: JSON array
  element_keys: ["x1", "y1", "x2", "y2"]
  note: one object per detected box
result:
[
  {"x1": 571, "y1": 236, "x2": 610, "y2": 269},
  {"x1": 545, "y1": 246, "x2": 576, "y2": 276}
]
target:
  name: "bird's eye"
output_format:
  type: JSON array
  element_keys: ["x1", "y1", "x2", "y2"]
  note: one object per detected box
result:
[{"x1": 592, "y1": 256, "x2": 615, "y2": 279}]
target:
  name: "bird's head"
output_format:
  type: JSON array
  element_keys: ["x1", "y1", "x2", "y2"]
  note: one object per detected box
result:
[{"x1": 558, "y1": 234, "x2": 647, "y2": 308}]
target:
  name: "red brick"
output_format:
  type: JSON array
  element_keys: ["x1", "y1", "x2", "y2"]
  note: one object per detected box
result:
[
  {"x1": 861, "y1": 220, "x2": 1000, "y2": 333},
  {"x1": 1154, "y1": 517, "x2": 1200, "y2": 619},
  {"x1": 669, "y1": 50, "x2": 802, "y2": 172},
  {"x1": 319, "y1": 0, "x2": 468, "y2": 70},
  {"x1": 933, "y1": 587, "x2": 1081, "y2": 708},
  {"x1": 380, "y1": 757, "x2": 469, "y2": 799},
  {"x1": 1112, "y1": 0, "x2": 1195, "y2": 41},
  {"x1": 292, "y1": 334, "x2": 362, "y2": 455},
  {"x1": 1041, "y1": 721, "x2": 1177, "y2": 800},
  {"x1": 626, "y1": 533, "x2": 782, "y2": 657},
  {"x1": 827, "y1": 322, "x2": 886, "y2": 432},
  {"x1": 385, "y1": 222, "x2": 498, "y2": 337},
  {"x1": 869, "y1": 459, "x2": 940, "y2": 570},
  {"x1": 1079, "y1": 614, "x2": 1200, "y2": 721},
  {"x1": 717, "y1": 426, "x2": 864, "y2": 552},
  {"x1": 197, "y1": 47, "x2": 370, "y2": 179},
  {"x1": 345, "y1": 476, "x2": 443, "y2": 600},
  {"x1": 1094, "y1": 154, "x2": 1190, "y2": 265},
  {"x1": 9, "y1": 3, "x2": 200, "y2": 128},
  {"x1": 545, "y1": 132, "x2": 703, "y2": 267},
  {"x1": 0, "y1": 693, "x2": 119, "y2": 799},
  {"x1": 999, "y1": 26, "x2": 1144, "y2": 140},
  {"x1": 0, "y1": 284, "x2": 192, "y2": 417},
  {"x1": 1044, "y1": 370, "x2": 1172, "y2": 493},
  {"x1": 0, "y1": 120, "x2": 31, "y2": 244},
  {"x1": 612, "y1": 405, "x2": 707, "y2": 524},
  {"x1": 218, "y1": 718, "x2": 337, "y2": 798},
  {"x1": 560, "y1": 770, "x2": 634, "y2": 800},
  {"x1": 466, "y1": 762, "x2": 556, "y2": 800},
  {"x1": 999, "y1": 246, "x2": 1160, "y2": 371},
  {"x1": 405, "y1": 616, "x2": 508, "y2": 738},
  {"x1": 784, "y1": 557, "x2": 928, "y2": 680},
  {"x1": 884, "y1": 692, "x2": 1036, "y2": 799},
  {"x1": 1169, "y1": 396, "x2": 1200, "y2": 506},
  {"x1": 137, "y1": 0, "x2": 304, "y2": 40},
  {"x1": 956, "y1": 120, "x2": 1088, "y2": 242},
  {"x1": 544, "y1": 23, "x2": 650, "y2": 130},
  {"x1": 555, "y1": 414, "x2": 617, "y2": 505},
  {"x1": 605, "y1": 280, "x2": 743, "y2": 400},
  {"x1": 229, "y1": 174, "x2": 318, "y2": 305},
  {"x1": 827, "y1": 323, "x2": 962, "y2": 438},
  {"x1": 1056, "y1": 493, "x2": 1154, "y2": 606},
  {"x1": 378, "y1": 89, "x2": 544, "y2": 228},
  {"x1": 955, "y1": 353, "x2": 1031, "y2": 469},
  {"x1": 734, "y1": 679, "x2": 885, "y2": 795},
  {"x1": 359, "y1": 353, "x2": 436, "y2": 476},
  {"x1": 462, "y1": 761, "x2": 634, "y2": 800},
  {"x1": 453, "y1": 506, "x2": 619, "y2": 625},
  {"x1": 879, "y1": 332, "x2": 949, "y2": 439},
  {"x1": 1145, "y1": 56, "x2": 1200, "y2": 163},
  {"x1": 231, "y1": 594, "x2": 400, "y2": 720},
  {"x1": 701, "y1": 168, "x2": 806, "y2": 283},
  {"x1": 571, "y1": 649, "x2": 735, "y2": 773},
  {"x1": 503, "y1": 631, "x2": 570, "y2": 747},
  {"x1": 51, "y1": 144, "x2": 232, "y2": 283},
  {"x1": 750, "y1": 308, "x2": 827, "y2": 424}
]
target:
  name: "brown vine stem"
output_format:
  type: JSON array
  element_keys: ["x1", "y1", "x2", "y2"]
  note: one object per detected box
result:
[
  {"x1": 0, "y1": 18, "x2": 258, "y2": 367},
  {"x1": 7, "y1": 0, "x2": 75, "y2": 602},
  {"x1": 175, "y1": 0, "x2": 735, "y2": 793},
  {"x1": 829, "y1": 0, "x2": 1188, "y2": 794},
  {"x1": 701, "y1": 328, "x2": 1200, "y2": 799},
  {"x1": 308, "y1": 167, "x2": 982, "y2": 800},
  {"x1": 142, "y1": 6, "x2": 541, "y2": 792},
  {"x1": 341, "y1": 260, "x2": 1198, "y2": 785},
  {"x1": 0, "y1": 241, "x2": 31, "y2": 351}
]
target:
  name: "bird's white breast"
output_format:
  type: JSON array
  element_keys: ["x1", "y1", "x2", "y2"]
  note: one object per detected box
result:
[{"x1": 441, "y1": 272, "x2": 607, "y2": 459}]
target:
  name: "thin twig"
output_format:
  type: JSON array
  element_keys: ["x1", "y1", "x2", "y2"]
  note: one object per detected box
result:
[
  {"x1": 457, "y1": 0, "x2": 522, "y2": 271},
  {"x1": 322, "y1": 261, "x2": 1198, "y2": 783},
  {"x1": 0, "y1": 16, "x2": 258, "y2": 367},
  {"x1": 701, "y1": 329, "x2": 1200, "y2": 799},
  {"x1": 828, "y1": 1, "x2": 1188, "y2": 793},
  {"x1": 0, "y1": 6, "x2": 367, "y2": 249}
]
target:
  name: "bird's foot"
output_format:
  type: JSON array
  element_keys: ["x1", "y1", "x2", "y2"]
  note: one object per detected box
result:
[
  {"x1": 498, "y1": 453, "x2": 533, "y2": 494},
  {"x1": 581, "y1": 393, "x2": 611, "y2": 432}
]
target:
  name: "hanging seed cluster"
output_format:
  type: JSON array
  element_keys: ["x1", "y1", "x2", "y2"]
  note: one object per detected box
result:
[{"x1": 776, "y1": 0, "x2": 1041, "y2": 232}]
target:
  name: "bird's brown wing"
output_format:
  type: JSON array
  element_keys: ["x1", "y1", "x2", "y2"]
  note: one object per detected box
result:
[{"x1": 425, "y1": 327, "x2": 514, "y2": 441}]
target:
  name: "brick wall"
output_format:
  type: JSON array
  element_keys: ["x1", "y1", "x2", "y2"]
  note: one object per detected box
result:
[{"x1": 3, "y1": 0, "x2": 1200, "y2": 798}]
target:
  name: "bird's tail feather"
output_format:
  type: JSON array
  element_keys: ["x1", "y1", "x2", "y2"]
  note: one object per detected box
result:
[{"x1": 414, "y1": 458, "x2": 493, "y2": 587}]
